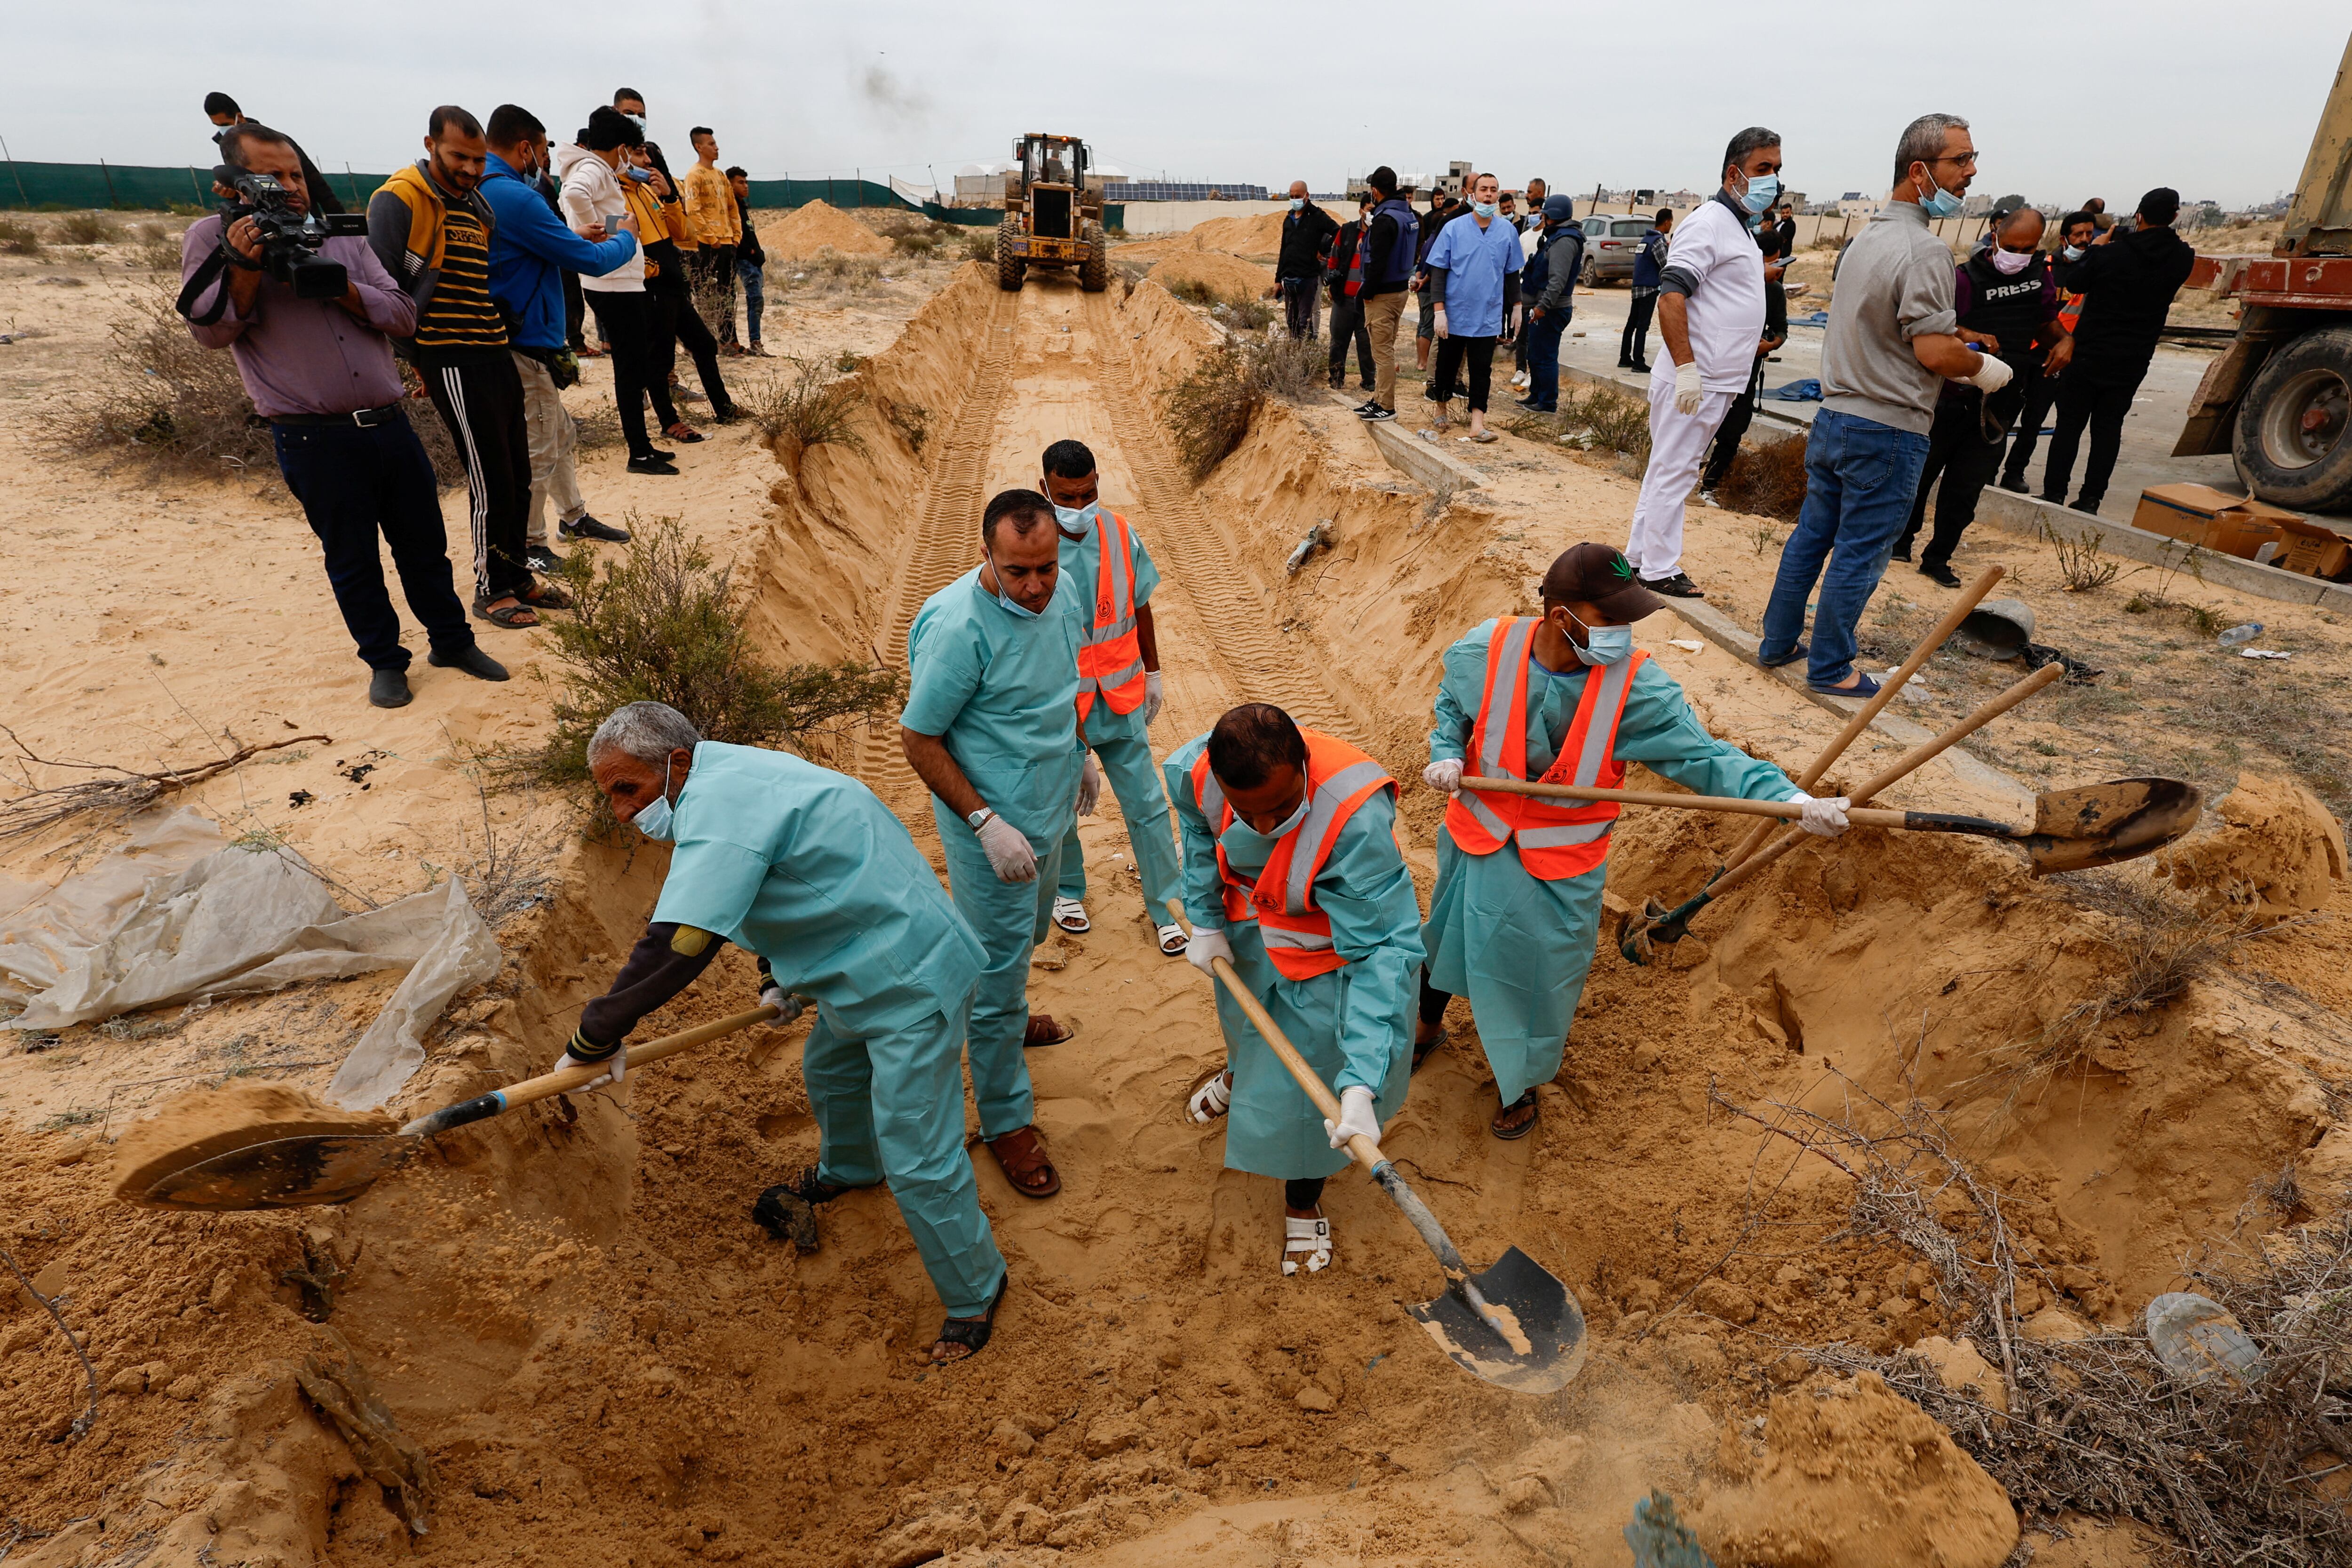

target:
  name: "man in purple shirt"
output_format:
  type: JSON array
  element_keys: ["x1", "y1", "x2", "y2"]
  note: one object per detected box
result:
[{"x1": 182, "y1": 122, "x2": 506, "y2": 710}]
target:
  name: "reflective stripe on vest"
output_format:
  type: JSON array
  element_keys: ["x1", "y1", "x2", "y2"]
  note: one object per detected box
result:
[
  {"x1": 1075, "y1": 509, "x2": 1147, "y2": 722},
  {"x1": 1443, "y1": 618, "x2": 1648, "y2": 881},
  {"x1": 1188, "y1": 733, "x2": 1394, "y2": 980}
]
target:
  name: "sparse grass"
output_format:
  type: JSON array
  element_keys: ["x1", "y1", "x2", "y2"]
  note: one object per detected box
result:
[
  {"x1": 882, "y1": 398, "x2": 929, "y2": 455},
  {"x1": 1748, "y1": 521, "x2": 1781, "y2": 557},
  {"x1": 522, "y1": 517, "x2": 905, "y2": 800},
  {"x1": 1554, "y1": 378, "x2": 1652, "y2": 469},
  {"x1": 58, "y1": 280, "x2": 272, "y2": 477},
  {"x1": 961, "y1": 228, "x2": 996, "y2": 264},
  {"x1": 739, "y1": 358, "x2": 869, "y2": 468},
  {"x1": 2040, "y1": 518, "x2": 2123, "y2": 592},
  {"x1": 777, "y1": 249, "x2": 887, "y2": 294},
  {"x1": 2188, "y1": 666, "x2": 2352, "y2": 817},
  {"x1": 1209, "y1": 298, "x2": 1275, "y2": 333},
  {"x1": 1716, "y1": 433, "x2": 1808, "y2": 521},
  {"x1": 1164, "y1": 278, "x2": 1216, "y2": 308},
  {"x1": 56, "y1": 211, "x2": 117, "y2": 246},
  {"x1": 834, "y1": 350, "x2": 864, "y2": 374},
  {"x1": 129, "y1": 223, "x2": 182, "y2": 271},
  {"x1": 0, "y1": 218, "x2": 42, "y2": 255}
]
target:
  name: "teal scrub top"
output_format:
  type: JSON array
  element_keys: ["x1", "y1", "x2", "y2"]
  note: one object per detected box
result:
[
  {"x1": 650, "y1": 743, "x2": 985, "y2": 1032},
  {"x1": 1429, "y1": 621, "x2": 1800, "y2": 801},
  {"x1": 903, "y1": 566, "x2": 1087, "y2": 842},
  {"x1": 1165, "y1": 734, "x2": 1425, "y2": 1097},
  {"x1": 1059, "y1": 507, "x2": 1161, "y2": 747}
]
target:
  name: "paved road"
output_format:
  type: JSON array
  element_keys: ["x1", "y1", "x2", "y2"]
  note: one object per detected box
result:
[{"x1": 1545, "y1": 286, "x2": 2244, "y2": 520}]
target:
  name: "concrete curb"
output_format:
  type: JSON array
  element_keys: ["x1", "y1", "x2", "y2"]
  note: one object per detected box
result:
[
  {"x1": 1970, "y1": 487, "x2": 2352, "y2": 613},
  {"x1": 1656, "y1": 596, "x2": 2036, "y2": 812},
  {"x1": 1327, "y1": 392, "x2": 1487, "y2": 491}
]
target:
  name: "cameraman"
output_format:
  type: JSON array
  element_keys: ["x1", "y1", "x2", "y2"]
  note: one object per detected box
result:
[{"x1": 181, "y1": 123, "x2": 507, "y2": 710}]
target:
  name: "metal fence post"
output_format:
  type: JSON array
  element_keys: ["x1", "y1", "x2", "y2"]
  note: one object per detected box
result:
[
  {"x1": 99, "y1": 157, "x2": 119, "y2": 208},
  {"x1": 0, "y1": 135, "x2": 24, "y2": 207}
]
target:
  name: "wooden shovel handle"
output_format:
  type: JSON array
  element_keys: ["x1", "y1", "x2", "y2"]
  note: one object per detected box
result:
[
  {"x1": 1723, "y1": 565, "x2": 2005, "y2": 871},
  {"x1": 1166, "y1": 900, "x2": 1386, "y2": 1175},
  {"x1": 1463, "y1": 775, "x2": 1939, "y2": 832},
  {"x1": 401, "y1": 1005, "x2": 782, "y2": 1137}
]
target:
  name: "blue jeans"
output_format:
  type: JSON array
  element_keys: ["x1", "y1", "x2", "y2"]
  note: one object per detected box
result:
[
  {"x1": 736, "y1": 258, "x2": 765, "y2": 347},
  {"x1": 1523, "y1": 310, "x2": 1568, "y2": 410},
  {"x1": 1758, "y1": 408, "x2": 1931, "y2": 687}
]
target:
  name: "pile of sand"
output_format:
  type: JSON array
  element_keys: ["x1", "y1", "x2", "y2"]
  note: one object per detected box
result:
[
  {"x1": 2159, "y1": 772, "x2": 2348, "y2": 919},
  {"x1": 109, "y1": 1082, "x2": 389, "y2": 1203},
  {"x1": 758, "y1": 200, "x2": 893, "y2": 262},
  {"x1": 1148, "y1": 248, "x2": 1274, "y2": 307},
  {"x1": 1186, "y1": 210, "x2": 1290, "y2": 257}
]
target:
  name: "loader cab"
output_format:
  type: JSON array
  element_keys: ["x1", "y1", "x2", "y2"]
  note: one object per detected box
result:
[{"x1": 998, "y1": 131, "x2": 1109, "y2": 293}]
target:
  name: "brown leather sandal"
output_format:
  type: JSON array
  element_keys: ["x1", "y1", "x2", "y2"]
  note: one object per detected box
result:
[
  {"x1": 986, "y1": 1125, "x2": 1060, "y2": 1198},
  {"x1": 1492, "y1": 1090, "x2": 1540, "y2": 1141},
  {"x1": 1023, "y1": 1014, "x2": 1074, "y2": 1048}
]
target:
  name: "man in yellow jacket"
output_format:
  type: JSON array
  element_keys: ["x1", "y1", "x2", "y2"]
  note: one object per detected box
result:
[{"x1": 683, "y1": 125, "x2": 743, "y2": 347}]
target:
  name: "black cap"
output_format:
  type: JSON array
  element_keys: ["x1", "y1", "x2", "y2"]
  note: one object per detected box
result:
[
  {"x1": 1541, "y1": 543, "x2": 1665, "y2": 621},
  {"x1": 203, "y1": 92, "x2": 240, "y2": 118}
]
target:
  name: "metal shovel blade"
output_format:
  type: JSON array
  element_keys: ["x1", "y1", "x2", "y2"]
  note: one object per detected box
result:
[
  {"x1": 1406, "y1": 1246, "x2": 1589, "y2": 1395},
  {"x1": 2025, "y1": 777, "x2": 2203, "y2": 874},
  {"x1": 139, "y1": 1134, "x2": 420, "y2": 1211}
]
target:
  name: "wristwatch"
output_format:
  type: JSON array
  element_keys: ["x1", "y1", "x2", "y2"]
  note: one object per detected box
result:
[{"x1": 966, "y1": 806, "x2": 996, "y2": 832}]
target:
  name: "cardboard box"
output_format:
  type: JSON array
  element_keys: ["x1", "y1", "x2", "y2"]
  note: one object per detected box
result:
[
  {"x1": 2274, "y1": 517, "x2": 2352, "y2": 580},
  {"x1": 2130, "y1": 484, "x2": 2301, "y2": 561}
]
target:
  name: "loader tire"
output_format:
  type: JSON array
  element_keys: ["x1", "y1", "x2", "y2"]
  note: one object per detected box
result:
[
  {"x1": 2233, "y1": 324, "x2": 2352, "y2": 513},
  {"x1": 1079, "y1": 223, "x2": 1109, "y2": 293},
  {"x1": 997, "y1": 219, "x2": 1026, "y2": 292}
]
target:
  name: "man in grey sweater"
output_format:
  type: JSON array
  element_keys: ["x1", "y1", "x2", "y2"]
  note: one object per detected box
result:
[{"x1": 1756, "y1": 113, "x2": 2012, "y2": 696}]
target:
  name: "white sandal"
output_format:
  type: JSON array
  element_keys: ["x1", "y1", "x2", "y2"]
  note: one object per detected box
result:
[
  {"x1": 1283, "y1": 1212, "x2": 1333, "y2": 1276},
  {"x1": 1052, "y1": 896, "x2": 1091, "y2": 933},
  {"x1": 1157, "y1": 922, "x2": 1189, "y2": 955},
  {"x1": 1188, "y1": 1069, "x2": 1232, "y2": 1124}
]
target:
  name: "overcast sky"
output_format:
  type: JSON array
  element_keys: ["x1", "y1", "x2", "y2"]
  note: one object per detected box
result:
[{"x1": 16, "y1": 3, "x2": 2345, "y2": 210}]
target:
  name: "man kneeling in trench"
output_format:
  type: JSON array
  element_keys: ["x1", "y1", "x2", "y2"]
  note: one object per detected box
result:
[
  {"x1": 1170, "y1": 703, "x2": 1423, "y2": 1275},
  {"x1": 561, "y1": 700, "x2": 1011, "y2": 1362}
]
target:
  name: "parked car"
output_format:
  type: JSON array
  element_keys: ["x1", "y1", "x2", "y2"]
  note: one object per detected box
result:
[{"x1": 1578, "y1": 215, "x2": 1660, "y2": 285}]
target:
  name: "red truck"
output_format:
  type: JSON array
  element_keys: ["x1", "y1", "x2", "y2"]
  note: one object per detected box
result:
[{"x1": 2175, "y1": 32, "x2": 2352, "y2": 514}]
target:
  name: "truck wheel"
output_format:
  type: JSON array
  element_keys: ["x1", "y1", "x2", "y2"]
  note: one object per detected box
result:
[
  {"x1": 1079, "y1": 223, "x2": 1109, "y2": 293},
  {"x1": 2233, "y1": 325, "x2": 2352, "y2": 512},
  {"x1": 997, "y1": 219, "x2": 1026, "y2": 292}
]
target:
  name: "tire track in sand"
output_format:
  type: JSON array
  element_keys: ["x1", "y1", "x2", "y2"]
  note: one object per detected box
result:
[{"x1": 1080, "y1": 290, "x2": 1357, "y2": 744}]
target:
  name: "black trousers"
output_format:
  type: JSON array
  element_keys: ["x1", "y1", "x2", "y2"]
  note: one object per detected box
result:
[
  {"x1": 650, "y1": 280, "x2": 735, "y2": 421},
  {"x1": 1429, "y1": 333, "x2": 1497, "y2": 413},
  {"x1": 1622, "y1": 290, "x2": 1657, "y2": 365},
  {"x1": 1280, "y1": 276, "x2": 1318, "y2": 340},
  {"x1": 1284, "y1": 1177, "x2": 1327, "y2": 1212},
  {"x1": 1703, "y1": 357, "x2": 1769, "y2": 491},
  {"x1": 272, "y1": 413, "x2": 475, "y2": 670},
  {"x1": 2041, "y1": 370, "x2": 2141, "y2": 508},
  {"x1": 2001, "y1": 366, "x2": 2063, "y2": 486},
  {"x1": 1327, "y1": 293, "x2": 1374, "y2": 389},
  {"x1": 587, "y1": 290, "x2": 674, "y2": 460},
  {"x1": 1899, "y1": 394, "x2": 2012, "y2": 567},
  {"x1": 563, "y1": 269, "x2": 586, "y2": 354},
  {"x1": 422, "y1": 355, "x2": 534, "y2": 603}
]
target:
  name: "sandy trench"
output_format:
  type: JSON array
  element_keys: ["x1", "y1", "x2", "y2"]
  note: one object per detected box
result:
[{"x1": 0, "y1": 223, "x2": 2349, "y2": 1568}]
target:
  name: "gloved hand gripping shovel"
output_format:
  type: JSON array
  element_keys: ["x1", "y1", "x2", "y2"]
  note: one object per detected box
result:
[
  {"x1": 1167, "y1": 900, "x2": 1585, "y2": 1394},
  {"x1": 126, "y1": 1004, "x2": 786, "y2": 1211}
]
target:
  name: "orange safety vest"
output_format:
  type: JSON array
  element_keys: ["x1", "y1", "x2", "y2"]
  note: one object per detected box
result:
[
  {"x1": 1190, "y1": 732, "x2": 1394, "y2": 981},
  {"x1": 1445, "y1": 617, "x2": 1647, "y2": 881},
  {"x1": 1074, "y1": 509, "x2": 1147, "y2": 723}
]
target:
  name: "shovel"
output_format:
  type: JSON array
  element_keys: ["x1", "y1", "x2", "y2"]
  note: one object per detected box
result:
[
  {"x1": 131, "y1": 1005, "x2": 783, "y2": 1211},
  {"x1": 1167, "y1": 899, "x2": 1585, "y2": 1395},
  {"x1": 1460, "y1": 773, "x2": 2202, "y2": 873}
]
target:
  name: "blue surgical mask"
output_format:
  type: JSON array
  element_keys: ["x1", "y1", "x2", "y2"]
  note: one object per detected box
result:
[
  {"x1": 1051, "y1": 501, "x2": 1100, "y2": 538},
  {"x1": 624, "y1": 164, "x2": 653, "y2": 183},
  {"x1": 2062, "y1": 243, "x2": 2086, "y2": 261},
  {"x1": 633, "y1": 757, "x2": 678, "y2": 841},
  {"x1": 1738, "y1": 173, "x2": 1780, "y2": 216},
  {"x1": 1472, "y1": 200, "x2": 1497, "y2": 219},
  {"x1": 983, "y1": 550, "x2": 1044, "y2": 619},
  {"x1": 1288, "y1": 197, "x2": 1304, "y2": 211},
  {"x1": 1567, "y1": 612, "x2": 1634, "y2": 667},
  {"x1": 1917, "y1": 170, "x2": 1964, "y2": 220}
]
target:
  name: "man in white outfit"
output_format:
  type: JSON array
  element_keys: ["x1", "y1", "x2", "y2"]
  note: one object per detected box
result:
[{"x1": 1624, "y1": 127, "x2": 1784, "y2": 599}]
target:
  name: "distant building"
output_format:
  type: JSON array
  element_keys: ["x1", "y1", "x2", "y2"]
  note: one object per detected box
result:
[{"x1": 1837, "y1": 191, "x2": 1883, "y2": 219}]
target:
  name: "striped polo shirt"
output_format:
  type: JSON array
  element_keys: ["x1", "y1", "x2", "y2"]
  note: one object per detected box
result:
[{"x1": 415, "y1": 206, "x2": 507, "y2": 364}]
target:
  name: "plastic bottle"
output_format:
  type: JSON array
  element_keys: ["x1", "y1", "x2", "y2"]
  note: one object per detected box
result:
[{"x1": 2217, "y1": 623, "x2": 2263, "y2": 647}]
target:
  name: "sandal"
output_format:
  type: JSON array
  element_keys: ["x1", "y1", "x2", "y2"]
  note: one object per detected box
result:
[
  {"x1": 1412, "y1": 1027, "x2": 1447, "y2": 1073},
  {"x1": 1023, "y1": 1014, "x2": 1074, "y2": 1048},
  {"x1": 1051, "y1": 896, "x2": 1091, "y2": 934},
  {"x1": 1492, "y1": 1090, "x2": 1540, "y2": 1141},
  {"x1": 1459, "y1": 430, "x2": 1498, "y2": 444},
  {"x1": 1283, "y1": 1211, "x2": 1333, "y2": 1276},
  {"x1": 929, "y1": 1270, "x2": 1010, "y2": 1364},
  {"x1": 1188, "y1": 1068, "x2": 1232, "y2": 1124},
  {"x1": 664, "y1": 422, "x2": 706, "y2": 443},
  {"x1": 514, "y1": 580, "x2": 573, "y2": 612},
  {"x1": 1157, "y1": 923, "x2": 1190, "y2": 956},
  {"x1": 472, "y1": 596, "x2": 539, "y2": 629},
  {"x1": 986, "y1": 1125, "x2": 1060, "y2": 1198}
]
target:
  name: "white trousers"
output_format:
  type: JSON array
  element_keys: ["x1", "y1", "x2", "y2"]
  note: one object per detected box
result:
[{"x1": 1626, "y1": 371, "x2": 1737, "y2": 580}]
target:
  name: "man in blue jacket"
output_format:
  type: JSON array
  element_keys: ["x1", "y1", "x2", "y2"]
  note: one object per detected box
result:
[{"x1": 482, "y1": 104, "x2": 640, "y2": 572}]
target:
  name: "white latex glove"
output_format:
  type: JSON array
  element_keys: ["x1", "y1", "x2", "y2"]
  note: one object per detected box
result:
[
  {"x1": 977, "y1": 813, "x2": 1038, "y2": 882},
  {"x1": 1422, "y1": 758, "x2": 1464, "y2": 796},
  {"x1": 1964, "y1": 353, "x2": 2013, "y2": 394},
  {"x1": 1186, "y1": 925, "x2": 1233, "y2": 977},
  {"x1": 1788, "y1": 790, "x2": 1851, "y2": 838},
  {"x1": 1143, "y1": 670, "x2": 1164, "y2": 726},
  {"x1": 1673, "y1": 359, "x2": 1704, "y2": 415},
  {"x1": 1323, "y1": 1085, "x2": 1381, "y2": 1150},
  {"x1": 1076, "y1": 754, "x2": 1102, "y2": 817},
  {"x1": 556, "y1": 1040, "x2": 625, "y2": 1086},
  {"x1": 757, "y1": 984, "x2": 807, "y2": 1026},
  {"x1": 1432, "y1": 304, "x2": 1450, "y2": 341}
]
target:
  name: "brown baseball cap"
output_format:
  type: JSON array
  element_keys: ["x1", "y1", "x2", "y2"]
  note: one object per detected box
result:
[{"x1": 1540, "y1": 543, "x2": 1666, "y2": 622}]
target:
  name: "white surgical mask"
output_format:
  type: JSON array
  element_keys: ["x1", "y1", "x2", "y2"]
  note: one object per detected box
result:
[
  {"x1": 633, "y1": 757, "x2": 679, "y2": 841},
  {"x1": 1288, "y1": 197, "x2": 1304, "y2": 211},
  {"x1": 1051, "y1": 500, "x2": 1101, "y2": 538},
  {"x1": 1472, "y1": 200, "x2": 1497, "y2": 219},
  {"x1": 624, "y1": 112, "x2": 646, "y2": 131},
  {"x1": 2062, "y1": 244, "x2": 2086, "y2": 261},
  {"x1": 983, "y1": 549, "x2": 1044, "y2": 619},
  {"x1": 1990, "y1": 248, "x2": 2032, "y2": 275},
  {"x1": 1259, "y1": 790, "x2": 1312, "y2": 840}
]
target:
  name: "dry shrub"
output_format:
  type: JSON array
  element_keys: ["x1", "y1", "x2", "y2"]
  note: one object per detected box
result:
[
  {"x1": 1163, "y1": 277, "x2": 1216, "y2": 308},
  {"x1": 739, "y1": 358, "x2": 869, "y2": 467},
  {"x1": 523, "y1": 516, "x2": 904, "y2": 796},
  {"x1": 777, "y1": 248, "x2": 885, "y2": 293},
  {"x1": 2040, "y1": 518, "x2": 2123, "y2": 592},
  {"x1": 0, "y1": 218, "x2": 42, "y2": 255},
  {"x1": 1210, "y1": 298, "x2": 1274, "y2": 333},
  {"x1": 57, "y1": 211, "x2": 117, "y2": 246},
  {"x1": 1557, "y1": 378, "x2": 1652, "y2": 468},
  {"x1": 130, "y1": 223, "x2": 182, "y2": 271},
  {"x1": 961, "y1": 228, "x2": 996, "y2": 264},
  {"x1": 61, "y1": 280, "x2": 273, "y2": 476},
  {"x1": 1161, "y1": 333, "x2": 1324, "y2": 479},
  {"x1": 1716, "y1": 432, "x2": 1808, "y2": 520}
]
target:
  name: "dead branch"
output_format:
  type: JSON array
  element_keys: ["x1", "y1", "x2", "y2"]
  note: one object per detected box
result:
[
  {"x1": 0, "y1": 1244, "x2": 100, "y2": 1441},
  {"x1": 0, "y1": 726, "x2": 328, "y2": 845}
]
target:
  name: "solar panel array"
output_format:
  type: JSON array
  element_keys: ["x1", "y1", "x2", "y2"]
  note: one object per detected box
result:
[{"x1": 1102, "y1": 183, "x2": 1269, "y2": 203}]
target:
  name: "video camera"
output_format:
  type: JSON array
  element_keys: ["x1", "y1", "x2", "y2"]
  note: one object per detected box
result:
[{"x1": 215, "y1": 164, "x2": 369, "y2": 299}]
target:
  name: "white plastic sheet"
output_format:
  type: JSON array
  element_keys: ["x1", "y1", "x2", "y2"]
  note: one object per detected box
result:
[{"x1": 1, "y1": 809, "x2": 502, "y2": 1108}]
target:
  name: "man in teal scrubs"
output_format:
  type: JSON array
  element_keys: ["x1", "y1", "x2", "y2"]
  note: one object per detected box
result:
[
  {"x1": 563, "y1": 701, "x2": 1009, "y2": 1363},
  {"x1": 1037, "y1": 438, "x2": 1188, "y2": 957},
  {"x1": 900, "y1": 489, "x2": 1085, "y2": 1202},
  {"x1": 1417, "y1": 544, "x2": 1851, "y2": 1139},
  {"x1": 1168, "y1": 703, "x2": 1422, "y2": 1276}
]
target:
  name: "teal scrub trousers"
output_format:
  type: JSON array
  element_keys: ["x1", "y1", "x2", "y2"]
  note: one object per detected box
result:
[
  {"x1": 1057, "y1": 729, "x2": 1184, "y2": 914},
  {"x1": 933, "y1": 798, "x2": 1065, "y2": 1139}
]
